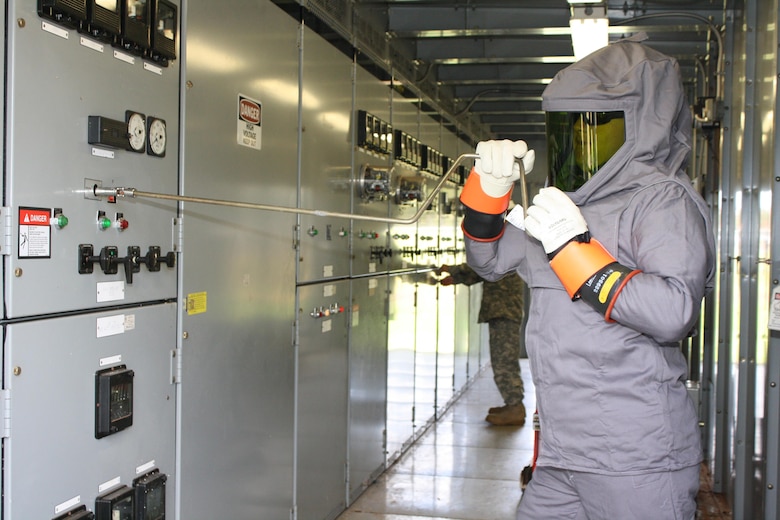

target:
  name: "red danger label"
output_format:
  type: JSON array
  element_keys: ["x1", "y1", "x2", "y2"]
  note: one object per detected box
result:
[
  {"x1": 20, "y1": 207, "x2": 49, "y2": 225},
  {"x1": 239, "y1": 98, "x2": 261, "y2": 124}
]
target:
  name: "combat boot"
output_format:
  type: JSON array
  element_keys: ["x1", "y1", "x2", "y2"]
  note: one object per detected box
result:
[
  {"x1": 488, "y1": 404, "x2": 508, "y2": 414},
  {"x1": 485, "y1": 403, "x2": 526, "y2": 426}
]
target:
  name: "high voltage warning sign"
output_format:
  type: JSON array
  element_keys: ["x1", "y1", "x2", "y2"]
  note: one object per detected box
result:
[
  {"x1": 237, "y1": 93, "x2": 262, "y2": 150},
  {"x1": 18, "y1": 207, "x2": 51, "y2": 258}
]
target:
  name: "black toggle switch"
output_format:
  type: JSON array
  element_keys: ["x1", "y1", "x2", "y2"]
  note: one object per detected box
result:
[
  {"x1": 79, "y1": 244, "x2": 120, "y2": 275},
  {"x1": 78, "y1": 244, "x2": 175, "y2": 284},
  {"x1": 134, "y1": 246, "x2": 176, "y2": 272}
]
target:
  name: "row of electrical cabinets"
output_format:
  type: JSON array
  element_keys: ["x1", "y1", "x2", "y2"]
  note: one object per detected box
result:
[
  {"x1": 296, "y1": 270, "x2": 482, "y2": 520},
  {"x1": 356, "y1": 110, "x2": 467, "y2": 178},
  {"x1": 299, "y1": 149, "x2": 466, "y2": 283}
]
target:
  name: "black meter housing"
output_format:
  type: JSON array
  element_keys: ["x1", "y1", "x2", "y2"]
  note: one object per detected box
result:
[
  {"x1": 38, "y1": 0, "x2": 88, "y2": 29},
  {"x1": 134, "y1": 469, "x2": 167, "y2": 520},
  {"x1": 95, "y1": 364, "x2": 134, "y2": 438},
  {"x1": 84, "y1": 0, "x2": 121, "y2": 43},
  {"x1": 121, "y1": 0, "x2": 151, "y2": 55},
  {"x1": 149, "y1": 0, "x2": 177, "y2": 66},
  {"x1": 96, "y1": 485, "x2": 134, "y2": 520}
]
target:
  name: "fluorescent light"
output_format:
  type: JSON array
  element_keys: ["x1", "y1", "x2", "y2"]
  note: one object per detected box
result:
[{"x1": 569, "y1": 5, "x2": 609, "y2": 61}]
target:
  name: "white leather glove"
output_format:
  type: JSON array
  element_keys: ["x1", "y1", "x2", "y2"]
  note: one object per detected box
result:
[
  {"x1": 474, "y1": 140, "x2": 536, "y2": 197},
  {"x1": 524, "y1": 187, "x2": 588, "y2": 254}
]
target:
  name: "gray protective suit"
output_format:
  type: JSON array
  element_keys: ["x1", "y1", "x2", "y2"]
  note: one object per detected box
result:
[{"x1": 465, "y1": 37, "x2": 716, "y2": 476}]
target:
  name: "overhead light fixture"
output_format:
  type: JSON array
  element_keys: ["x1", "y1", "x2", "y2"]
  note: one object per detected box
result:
[{"x1": 569, "y1": 3, "x2": 609, "y2": 61}]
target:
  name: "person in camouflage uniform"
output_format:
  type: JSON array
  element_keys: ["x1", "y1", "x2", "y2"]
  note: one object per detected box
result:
[{"x1": 435, "y1": 263, "x2": 526, "y2": 426}]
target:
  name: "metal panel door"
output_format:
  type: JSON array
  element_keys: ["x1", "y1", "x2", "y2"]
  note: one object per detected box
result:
[
  {"x1": 4, "y1": 304, "x2": 177, "y2": 518},
  {"x1": 353, "y1": 66, "x2": 393, "y2": 277},
  {"x1": 386, "y1": 272, "x2": 416, "y2": 462},
  {"x1": 453, "y1": 282, "x2": 470, "y2": 390},
  {"x1": 436, "y1": 179, "x2": 459, "y2": 406},
  {"x1": 297, "y1": 280, "x2": 349, "y2": 520},
  {"x1": 348, "y1": 275, "x2": 388, "y2": 502},
  {"x1": 298, "y1": 26, "x2": 353, "y2": 283},
  {"x1": 178, "y1": 1, "x2": 299, "y2": 518},
  {"x1": 5, "y1": 0, "x2": 179, "y2": 318},
  {"x1": 414, "y1": 279, "x2": 438, "y2": 428},
  {"x1": 468, "y1": 283, "x2": 484, "y2": 376}
]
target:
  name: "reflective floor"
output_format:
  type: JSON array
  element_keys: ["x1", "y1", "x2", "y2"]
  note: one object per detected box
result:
[
  {"x1": 338, "y1": 361, "x2": 535, "y2": 519},
  {"x1": 338, "y1": 360, "x2": 732, "y2": 520}
]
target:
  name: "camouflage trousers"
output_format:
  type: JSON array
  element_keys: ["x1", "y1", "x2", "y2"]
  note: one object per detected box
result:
[{"x1": 488, "y1": 318, "x2": 524, "y2": 406}]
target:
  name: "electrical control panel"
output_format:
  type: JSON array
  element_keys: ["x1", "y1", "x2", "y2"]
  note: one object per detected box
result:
[
  {"x1": 5, "y1": 0, "x2": 180, "y2": 319},
  {"x1": 357, "y1": 164, "x2": 392, "y2": 203},
  {"x1": 95, "y1": 364, "x2": 134, "y2": 438},
  {"x1": 4, "y1": 304, "x2": 176, "y2": 518}
]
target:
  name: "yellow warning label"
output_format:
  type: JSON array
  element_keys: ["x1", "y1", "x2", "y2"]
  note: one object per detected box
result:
[{"x1": 186, "y1": 292, "x2": 208, "y2": 315}]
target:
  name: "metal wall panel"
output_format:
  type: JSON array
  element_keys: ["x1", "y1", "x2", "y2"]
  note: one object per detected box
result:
[
  {"x1": 389, "y1": 157, "x2": 427, "y2": 271},
  {"x1": 349, "y1": 63, "x2": 391, "y2": 503},
  {"x1": 413, "y1": 114, "x2": 445, "y2": 423},
  {"x1": 388, "y1": 86, "x2": 421, "y2": 273},
  {"x1": 385, "y1": 271, "x2": 417, "y2": 462},
  {"x1": 297, "y1": 280, "x2": 349, "y2": 520},
  {"x1": 414, "y1": 278, "x2": 438, "y2": 428},
  {"x1": 178, "y1": 2, "x2": 299, "y2": 518},
  {"x1": 453, "y1": 283, "x2": 470, "y2": 390},
  {"x1": 4, "y1": 304, "x2": 177, "y2": 518},
  {"x1": 353, "y1": 66, "x2": 393, "y2": 277},
  {"x1": 436, "y1": 179, "x2": 459, "y2": 408},
  {"x1": 298, "y1": 26, "x2": 354, "y2": 283},
  {"x1": 469, "y1": 284, "x2": 484, "y2": 377},
  {"x1": 347, "y1": 276, "x2": 388, "y2": 503},
  {"x1": 5, "y1": 0, "x2": 179, "y2": 319}
]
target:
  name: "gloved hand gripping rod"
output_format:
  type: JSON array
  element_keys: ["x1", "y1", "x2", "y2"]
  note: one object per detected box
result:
[{"x1": 90, "y1": 152, "x2": 528, "y2": 224}]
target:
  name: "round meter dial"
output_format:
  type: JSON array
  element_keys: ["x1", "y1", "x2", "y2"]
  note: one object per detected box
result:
[
  {"x1": 125, "y1": 111, "x2": 146, "y2": 153},
  {"x1": 147, "y1": 116, "x2": 167, "y2": 157}
]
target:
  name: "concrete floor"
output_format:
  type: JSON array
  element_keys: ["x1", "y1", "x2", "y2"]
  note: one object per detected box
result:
[{"x1": 337, "y1": 359, "x2": 732, "y2": 520}]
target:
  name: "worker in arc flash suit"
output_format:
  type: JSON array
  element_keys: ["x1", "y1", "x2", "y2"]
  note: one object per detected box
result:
[
  {"x1": 458, "y1": 34, "x2": 716, "y2": 519},
  {"x1": 435, "y1": 263, "x2": 526, "y2": 426}
]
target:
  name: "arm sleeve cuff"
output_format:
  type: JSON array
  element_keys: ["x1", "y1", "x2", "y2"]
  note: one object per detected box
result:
[
  {"x1": 579, "y1": 263, "x2": 641, "y2": 322},
  {"x1": 461, "y1": 207, "x2": 506, "y2": 241}
]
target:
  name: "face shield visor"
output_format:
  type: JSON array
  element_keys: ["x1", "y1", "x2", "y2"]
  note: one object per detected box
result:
[{"x1": 545, "y1": 111, "x2": 626, "y2": 191}]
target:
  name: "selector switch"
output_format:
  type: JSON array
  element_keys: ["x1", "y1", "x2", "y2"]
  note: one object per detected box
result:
[
  {"x1": 124, "y1": 246, "x2": 142, "y2": 284},
  {"x1": 79, "y1": 244, "x2": 120, "y2": 275},
  {"x1": 78, "y1": 245, "x2": 176, "y2": 283},
  {"x1": 370, "y1": 246, "x2": 393, "y2": 264},
  {"x1": 136, "y1": 246, "x2": 176, "y2": 272}
]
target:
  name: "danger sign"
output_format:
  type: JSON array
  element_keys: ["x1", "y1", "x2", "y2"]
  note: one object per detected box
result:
[
  {"x1": 19, "y1": 206, "x2": 51, "y2": 258},
  {"x1": 237, "y1": 93, "x2": 263, "y2": 151}
]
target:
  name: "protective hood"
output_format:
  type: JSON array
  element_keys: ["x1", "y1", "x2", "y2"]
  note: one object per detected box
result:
[
  {"x1": 542, "y1": 34, "x2": 692, "y2": 205},
  {"x1": 542, "y1": 34, "x2": 715, "y2": 290}
]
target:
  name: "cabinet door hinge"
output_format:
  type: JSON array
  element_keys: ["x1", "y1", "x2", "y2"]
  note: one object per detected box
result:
[
  {"x1": 1, "y1": 389, "x2": 11, "y2": 438},
  {"x1": 171, "y1": 349, "x2": 183, "y2": 384},
  {"x1": 173, "y1": 217, "x2": 184, "y2": 253},
  {"x1": 1, "y1": 207, "x2": 12, "y2": 256}
]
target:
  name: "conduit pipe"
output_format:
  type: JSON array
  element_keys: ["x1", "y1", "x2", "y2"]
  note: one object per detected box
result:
[{"x1": 87, "y1": 153, "x2": 531, "y2": 225}]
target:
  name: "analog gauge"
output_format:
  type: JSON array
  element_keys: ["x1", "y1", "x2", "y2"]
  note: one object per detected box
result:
[
  {"x1": 125, "y1": 110, "x2": 146, "y2": 153},
  {"x1": 147, "y1": 116, "x2": 167, "y2": 157}
]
